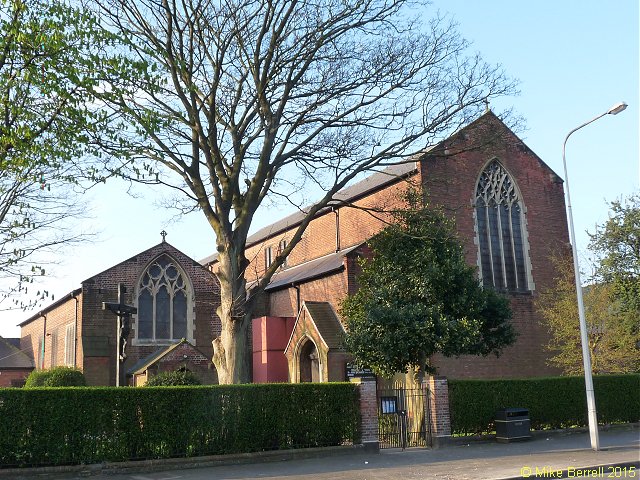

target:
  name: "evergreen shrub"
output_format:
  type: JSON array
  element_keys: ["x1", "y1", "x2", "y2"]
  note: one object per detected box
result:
[
  {"x1": 449, "y1": 374, "x2": 640, "y2": 435},
  {"x1": 145, "y1": 370, "x2": 202, "y2": 386},
  {"x1": 23, "y1": 367, "x2": 86, "y2": 387},
  {"x1": 0, "y1": 383, "x2": 360, "y2": 467}
]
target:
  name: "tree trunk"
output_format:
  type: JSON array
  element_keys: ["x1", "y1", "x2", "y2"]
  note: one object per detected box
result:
[
  {"x1": 212, "y1": 314, "x2": 251, "y2": 384},
  {"x1": 211, "y1": 247, "x2": 252, "y2": 384}
]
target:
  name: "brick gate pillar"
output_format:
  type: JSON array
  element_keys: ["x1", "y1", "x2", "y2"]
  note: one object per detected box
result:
[
  {"x1": 425, "y1": 375, "x2": 452, "y2": 446},
  {"x1": 350, "y1": 377, "x2": 379, "y2": 452}
]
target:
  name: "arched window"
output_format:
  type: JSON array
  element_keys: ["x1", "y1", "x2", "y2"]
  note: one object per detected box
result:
[
  {"x1": 475, "y1": 160, "x2": 530, "y2": 291},
  {"x1": 136, "y1": 255, "x2": 191, "y2": 341}
]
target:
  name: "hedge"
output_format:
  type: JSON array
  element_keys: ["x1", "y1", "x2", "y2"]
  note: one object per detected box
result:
[
  {"x1": 0, "y1": 383, "x2": 360, "y2": 467},
  {"x1": 449, "y1": 374, "x2": 640, "y2": 435}
]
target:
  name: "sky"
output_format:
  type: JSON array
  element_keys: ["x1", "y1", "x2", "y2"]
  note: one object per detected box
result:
[{"x1": 1, "y1": 0, "x2": 638, "y2": 337}]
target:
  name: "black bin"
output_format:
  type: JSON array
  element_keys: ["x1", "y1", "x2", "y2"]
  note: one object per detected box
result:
[{"x1": 495, "y1": 408, "x2": 531, "y2": 443}]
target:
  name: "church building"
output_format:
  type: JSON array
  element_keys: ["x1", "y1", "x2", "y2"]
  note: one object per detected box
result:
[
  {"x1": 14, "y1": 111, "x2": 570, "y2": 386},
  {"x1": 203, "y1": 111, "x2": 570, "y2": 383},
  {"x1": 18, "y1": 241, "x2": 220, "y2": 386}
]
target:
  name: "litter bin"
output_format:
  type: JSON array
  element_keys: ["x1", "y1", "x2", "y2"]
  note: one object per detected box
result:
[{"x1": 495, "y1": 408, "x2": 531, "y2": 443}]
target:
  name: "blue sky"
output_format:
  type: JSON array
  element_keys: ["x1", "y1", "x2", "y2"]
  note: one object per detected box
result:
[{"x1": 1, "y1": 0, "x2": 638, "y2": 337}]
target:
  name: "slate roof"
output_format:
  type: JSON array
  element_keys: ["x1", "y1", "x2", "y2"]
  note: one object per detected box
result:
[
  {"x1": 304, "y1": 301, "x2": 346, "y2": 350},
  {"x1": 127, "y1": 339, "x2": 207, "y2": 375},
  {"x1": 199, "y1": 162, "x2": 417, "y2": 265},
  {"x1": 264, "y1": 245, "x2": 361, "y2": 291},
  {"x1": 127, "y1": 340, "x2": 185, "y2": 375},
  {"x1": 0, "y1": 336, "x2": 34, "y2": 369}
]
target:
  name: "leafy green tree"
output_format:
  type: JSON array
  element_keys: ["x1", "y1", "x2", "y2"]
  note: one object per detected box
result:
[
  {"x1": 537, "y1": 254, "x2": 640, "y2": 374},
  {"x1": 0, "y1": 0, "x2": 146, "y2": 309},
  {"x1": 88, "y1": 0, "x2": 517, "y2": 383},
  {"x1": 589, "y1": 193, "x2": 640, "y2": 315},
  {"x1": 340, "y1": 194, "x2": 515, "y2": 379}
]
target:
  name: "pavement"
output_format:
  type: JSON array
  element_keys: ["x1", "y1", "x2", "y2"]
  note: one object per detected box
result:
[{"x1": 3, "y1": 426, "x2": 639, "y2": 480}]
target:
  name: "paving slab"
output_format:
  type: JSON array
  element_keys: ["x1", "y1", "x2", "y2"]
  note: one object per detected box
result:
[{"x1": 4, "y1": 426, "x2": 638, "y2": 480}]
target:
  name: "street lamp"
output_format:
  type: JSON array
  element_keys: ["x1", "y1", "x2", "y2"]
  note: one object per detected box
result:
[{"x1": 561, "y1": 101, "x2": 627, "y2": 452}]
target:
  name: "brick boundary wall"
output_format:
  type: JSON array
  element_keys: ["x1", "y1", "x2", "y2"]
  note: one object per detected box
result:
[
  {"x1": 349, "y1": 377, "x2": 379, "y2": 452},
  {"x1": 427, "y1": 375, "x2": 452, "y2": 445}
]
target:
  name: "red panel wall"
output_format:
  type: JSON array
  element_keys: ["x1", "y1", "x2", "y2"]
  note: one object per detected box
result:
[{"x1": 252, "y1": 316, "x2": 295, "y2": 383}]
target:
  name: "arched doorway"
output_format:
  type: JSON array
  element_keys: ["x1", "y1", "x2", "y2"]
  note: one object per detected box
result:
[{"x1": 299, "y1": 339, "x2": 320, "y2": 382}]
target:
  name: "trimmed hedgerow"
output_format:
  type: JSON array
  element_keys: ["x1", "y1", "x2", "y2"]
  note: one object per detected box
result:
[
  {"x1": 449, "y1": 374, "x2": 640, "y2": 435},
  {"x1": 0, "y1": 383, "x2": 360, "y2": 467},
  {"x1": 24, "y1": 367, "x2": 86, "y2": 388},
  {"x1": 145, "y1": 371, "x2": 202, "y2": 386}
]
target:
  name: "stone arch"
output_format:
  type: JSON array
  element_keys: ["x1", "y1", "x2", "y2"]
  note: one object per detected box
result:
[{"x1": 298, "y1": 337, "x2": 321, "y2": 383}]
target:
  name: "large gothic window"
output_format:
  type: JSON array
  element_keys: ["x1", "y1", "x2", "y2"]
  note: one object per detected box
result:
[
  {"x1": 137, "y1": 255, "x2": 190, "y2": 341},
  {"x1": 475, "y1": 160, "x2": 529, "y2": 291}
]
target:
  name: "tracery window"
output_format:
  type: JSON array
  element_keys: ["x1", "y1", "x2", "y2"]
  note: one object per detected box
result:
[
  {"x1": 475, "y1": 160, "x2": 529, "y2": 291},
  {"x1": 137, "y1": 255, "x2": 189, "y2": 341}
]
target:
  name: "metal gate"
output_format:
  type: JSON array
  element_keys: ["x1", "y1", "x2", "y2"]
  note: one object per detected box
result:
[{"x1": 377, "y1": 383, "x2": 432, "y2": 449}]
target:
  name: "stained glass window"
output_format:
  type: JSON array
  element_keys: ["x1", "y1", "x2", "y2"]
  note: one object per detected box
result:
[
  {"x1": 137, "y1": 255, "x2": 190, "y2": 341},
  {"x1": 475, "y1": 160, "x2": 530, "y2": 291}
]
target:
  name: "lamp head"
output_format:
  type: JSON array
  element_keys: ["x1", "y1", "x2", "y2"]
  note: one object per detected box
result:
[{"x1": 607, "y1": 102, "x2": 628, "y2": 115}]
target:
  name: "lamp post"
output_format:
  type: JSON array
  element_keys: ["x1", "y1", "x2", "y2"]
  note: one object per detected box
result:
[{"x1": 561, "y1": 101, "x2": 627, "y2": 451}]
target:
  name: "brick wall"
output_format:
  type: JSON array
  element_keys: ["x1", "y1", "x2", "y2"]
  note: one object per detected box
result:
[
  {"x1": 0, "y1": 369, "x2": 32, "y2": 387},
  {"x1": 421, "y1": 114, "x2": 569, "y2": 378},
  {"x1": 19, "y1": 292, "x2": 81, "y2": 370},
  {"x1": 243, "y1": 179, "x2": 414, "y2": 283},
  {"x1": 426, "y1": 376, "x2": 451, "y2": 439},
  {"x1": 350, "y1": 377, "x2": 379, "y2": 451},
  {"x1": 267, "y1": 246, "x2": 368, "y2": 319}
]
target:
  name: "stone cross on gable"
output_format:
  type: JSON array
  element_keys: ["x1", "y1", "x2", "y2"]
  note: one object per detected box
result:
[{"x1": 102, "y1": 283, "x2": 137, "y2": 387}]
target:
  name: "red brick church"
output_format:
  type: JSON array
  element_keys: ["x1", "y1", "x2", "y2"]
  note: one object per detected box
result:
[
  {"x1": 206, "y1": 111, "x2": 569, "y2": 383},
  {"x1": 12, "y1": 111, "x2": 569, "y2": 385},
  {"x1": 18, "y1": 242, "x2": 220, "y2": 386}
]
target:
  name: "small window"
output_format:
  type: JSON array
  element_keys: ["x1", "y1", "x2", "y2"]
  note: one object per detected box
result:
[
  {"x1": 265, "y1": 246, "x2": 273, "y2": 269},
  {"x1": 64, "y1": 323, "x2": 76, "y2": 366},
  {"x1": 278, "y1": 240, "x2": 288, "y2": 269}
]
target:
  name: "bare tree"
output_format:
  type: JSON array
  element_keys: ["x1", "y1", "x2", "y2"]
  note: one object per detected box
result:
[
  {"x1": 0, "y1": 165, "x2": 88, "y2": 310},
  {"x1": 89, "y1": 0, "x2": 517, "y2": 383}
]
